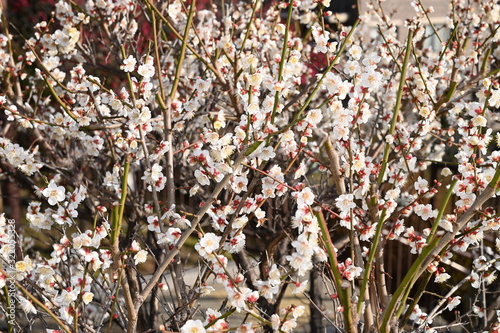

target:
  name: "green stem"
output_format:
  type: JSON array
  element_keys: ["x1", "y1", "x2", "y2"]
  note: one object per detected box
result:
[
  {"x1": 316, "y1": 210, "x2": 357, "y2": 333},
  {"x1": 44, "y1": 77, "x2": 77, "y2": 121},
  {"x1": 151, "y1": 5, "x2": 166, "y2": 101},
  {"x1": 290, "y1": 20, "x2": 359, "y2": 124},
  {"x1": 399, "y1": 271, "x2": 433, "y2": 325},
  {"x1": 143, "y1": 0, "x2": 219, "y2": 76},
  {"x1": 377, "y1": 29, "x2": 413, "y2": 185},
  {"x1": 0, "y1": 268, "x2": 72, "y2": 333},
  {"x1": 170, "y1": 0, "x2": 196, "y2": 100},
  {"x1": 356, "y1": 208, "x2": 387, "y2": 314},
  {"x1": 111, "y1": 155, "x2": 131, "y2": 246},
  {"x1": 427, "y1": 179, "x2": 457, "y2": 245},
  {"x1": 205, "y1": 308, "x2": 236, "y2": 329},
  {"x1": 271, "y1": 1, "x2": 294, "y2": 123},
  {"x1": 380, "y1": 236, "x2": 440, "y2": 332},
  {"x1": 239, "y1": 0, "x2": 260, "y2": 52},
  {"x1": 3, "y1": 284, "x2": 13, "y2": 333}
]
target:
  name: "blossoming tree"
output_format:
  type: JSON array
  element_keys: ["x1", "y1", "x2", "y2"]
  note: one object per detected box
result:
[{"x1": 1, "y1": 0, "x2": 500, "y2": 332}]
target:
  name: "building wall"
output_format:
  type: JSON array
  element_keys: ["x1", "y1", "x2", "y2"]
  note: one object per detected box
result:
[{"x1": 359, "y1": 0, "x2": 449, "y2": 24}]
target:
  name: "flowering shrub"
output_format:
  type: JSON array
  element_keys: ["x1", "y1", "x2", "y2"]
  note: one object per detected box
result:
[{"x1": 1, "y1": 0, "x2": 500, "y2": 332}]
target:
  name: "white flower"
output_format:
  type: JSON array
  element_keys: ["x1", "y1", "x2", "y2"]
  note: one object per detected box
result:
[
  {"x1": 42, "y1": 182, "x2": 66, "y2": 205},
  {"x1": 271, "y1": 314, "x2": 281, "y2": 330},
  {"x1": 255, "y1": 280, "x2": 279, "y2": 300},
  {"x1": 130, "y1": 240, "x2": 141, "y2": 252},
  {"x1": 294, "y1": 162, "x2": 306, "y2": 179},
  {"x1": 259, "y1": 146, "x2": 276, "y2": 161},
  {"x1": 446, "y1": 296, "x2": 461, "y2": 311},
  {"x1": 137, "y1": 56, "x2": 155, "y2": 79},
  {"x1": 231, "y1": 176, "x2": 248, "y2": 194},
  {"x1": 291, "y1": 279, "x2": 309, "y2": 294},
  {"x1": 181, "y1": 319, "x2": 206, "y2": 333},
  {"x1": 434, "y1": 272, "x2": 450, "y2": 283},
  {"x1": 82, "y1": 292, "x2": 94, "y2": 305},
  {"x1": 360, "y1": 67, "x2": 382, "y2": 91},
  {"x1": 248, "y1": 72, "x2": 263, "y2": 86},
  {"x1": 295, "y1": 187, "x2": 315, "y2": 207},
  {"x1": 195, "y1": 233, "x2": 220, "y2": 257},
  {"x1": 281, "y1": 318, "x2": 297, "y2": 332},
  {"x1": 336, "y1": 193, "x2": 356, "y2": 212},
  {"x1": 414, "y1": 176, "x2": 428, "y2": 194},
  {"x1": 414, "y1": 204, "x2": 438, "y2": 221},
  {"x1": 441, "y1": 167, "x2": 452, "y2": 177},
  {"x1": 195, "y1": 169, "x2": 210, "y2": 186},
  {"x1": 343, "y1": 264, "x2": 362, "y2": 281},
  {"x1": 306, "y1": 109, "x2": 323, "y2": 127},
  {"x1": 472, "y1": 115, "x2": 487, "y2": 127},
  {"x1": 348, "y1": 44, "x2": 362, "y2": 60},
  {"x1": 147, "y1": 215, "x2": 161, "y2": 233},
  {"x1": 18, "y1": 295, "x2": 37, "y2": 315},
  {"x1": 142, "y1": 163, "x2": 163, "y2": 183},
  {"x1": 286, "y1": 252, "x2": 313, "y2": 276},
  {"x1": 473, "y1": 305, "x2": 485, "y2": 318},
  {"x1": 134, "y1": 250, "x2": 148, "y2": 265},
  {"x1": 55, "y1": 288, "x2": 78, "y2": 306},
  {"x1": 121, "y1": 55, "x2": 136, "y2": 72},
  {"x1": 194, "y1": 78, "x2": 211, "y2": 92}
]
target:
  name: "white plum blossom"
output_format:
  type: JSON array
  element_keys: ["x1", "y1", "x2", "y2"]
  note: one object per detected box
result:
[
  {"x1": 414, "y1": 176, "x2": 429, "y2": 194},
  {"x1": 286, "y1": 252, "x2": 313, "y2": 276},
  {"x1": 18, "y1": 295, "x2": 37, "y2": 315},
  {"x1": 137, "y1": 56, "x2": 155, "y2": 79},
  {"x1": 446, "y1": 296, "x2": 461, "y2": 311},
  {"x1": 121, "y1": 55, "x2": 137, "y2": 72},
  {"x1": 181, "y1": 319, "x2": 206, "y2": 333},
  {"x1": 336, "y1": 193, "x2": 356, "y2": 212},
  {"x1": 134, "y1": 250, "x2": 148, "y2": 265},
  {"x1": 195, "y1": 233, "x2": 221, "y2": 258},
  {"x1": 1, "y1": 0, "x2": 499, "y2": 330},
  {"x1": 295, "y1": 187, "x2": 315, "y2": 208},
  {"x1": 414, "y1": 204, "x2": 438, "y2": 221},
  {"x1": 42, "y1": 182, "x2": 66, "y2": 206}
]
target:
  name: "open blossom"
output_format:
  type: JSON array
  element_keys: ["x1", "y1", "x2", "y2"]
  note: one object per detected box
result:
[
  {"x1": 359, "y1": 67, "x2": 383, "y2": 91},
  {"x1": 414, "y1": 204, "x2": 438, "y2": 220},
  {"x1": 255, "y1": 280, "x2": 279, "y2": 300},
  {"x1": 336, "y1": 193, "x2": 356, "y2": 212},
  {"x1": 42, "y1": 182, "x2": 66, "y2": 205},
  {"x1": 306, "y1": 109, "x2": 323, "y2": 126},
  {"x1": 248, "y1": 72, "x2": 263, "y2": 86},
  {"x1": 286, "y1": 252, "x2": 313, "y2": 276},
  {"x1": 147, "y1": 215, "x2": 161, "y2": 233},
  {"x1": 134, "y1": 249, "x2": 148, "y2": 265},
  {"x1": 446, "y1": 296, "x2": 461, "y2": 311},
  {"x1": 339, "y1": 258, "x2": 363, "y2": 281},
  {"x1": 291, "y1": 279, "x2": 309, "y2": 294},
  {"x1": 18, "y1": 295, "x2": 37, "y2": 315},
  {"x1": 181, "y1": 319, "x2": 206, "y2": 333},
  {"x1": 82, "y1": 292, "x2": 94, "y2": 305},
  {"x1": 121, "y1": 55, "x2": 137, "y2": 72},
  {"x1": 227, "y1": 287, "x2": 258, "y2": 312},
  {"x1": 142, "y1": 163, "x2": 163, "y2": 182},
  {"x1": 359, "y1": 223, "x2": 377, "y2": 241},
  {"x1": 137, "y1": 56, "x2": 155, "y2": 79},
  {"x1": 281, "y1": 318, "x2": 298, "y2": 332},
  {"x1": 434, "y1": 271, "x2": 451, "y2": 283},
  {"x1": 194, "y1": 78, "x2": 211, "y2": 92},
  {"x1": 295, "y1": 187, "x2": 315, "y2": 207},
  {"x1": 414, "y1": 176, "x2": 429, "y2": 194},
  {"x1": 235, "y1": 323, "x2": 254, "y2": 333},
  {"x1": 195, "y1": 233, "x2": 221, "y2": 257}
]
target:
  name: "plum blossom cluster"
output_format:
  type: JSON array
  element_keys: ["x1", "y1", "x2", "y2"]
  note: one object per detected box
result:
[{"x1": 0, "y1": 0, "x2": 500, "y2": 332}]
